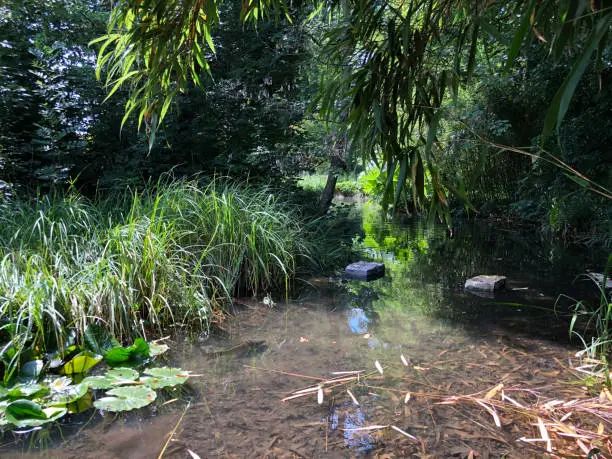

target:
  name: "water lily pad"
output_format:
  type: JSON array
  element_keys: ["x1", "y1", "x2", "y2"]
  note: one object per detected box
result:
[
  {"x1": 6, "y1": 383, "x2": 46, "y2": 399},
  {"x1": 45, "y1": 378, "x2": 88, "y2": 406},
  {"x1": 66, "y1": 391, "x2": 93, "y2": 414},
  {"x1": 81, "y1": 368, "x2": 139, "y2": 390},
  {"x1": 106, "y1": 368, "x2": 139, "y2": 381},
  {"x1": 3, "y1": 399, "x2": 67, "y2": 427},
  {"x1": 93, "y1": 386, "x2": 156, "y2": 412},
  {"x1": 4, "y1": 400, "x2": 67, "y2": 427},
  {"x1": 6, "y1": 399, "x2": 47, "y2": 420},
  {"x1": 61, "y1": 352, "x2": 102, "y2": 375},
  {"x1": 81, "y1": 376, "x2": 114, "y2": 390},
  {"x1": 140, "y1": 368, "x2": 191, "y2": 389},
  {"x1": 149, "y1": 342, "x2": 169, "y2": 357}
]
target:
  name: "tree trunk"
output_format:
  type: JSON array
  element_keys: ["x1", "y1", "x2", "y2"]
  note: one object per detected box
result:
[{"x1": 317, "y1": 172, "x2": 337, "y2": 216}]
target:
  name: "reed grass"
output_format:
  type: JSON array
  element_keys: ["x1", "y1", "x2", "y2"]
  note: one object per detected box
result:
[{"x1": 0, "y1": 178, "x2": 307, "y2": 377}]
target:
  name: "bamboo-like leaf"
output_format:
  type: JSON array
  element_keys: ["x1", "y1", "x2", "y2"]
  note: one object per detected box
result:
[
  {"x1": 394, "y1": 156, "x2": 408, "y2": 210},
  {"x1": 506, "y1": 0, "x2": 536, "y2": 68},
  {"x1": 543, "y1": 11, "x2": 612, "y2": 138},
  {"x1": 552, "y1": 0, "x2": 587, "y2": 60}
]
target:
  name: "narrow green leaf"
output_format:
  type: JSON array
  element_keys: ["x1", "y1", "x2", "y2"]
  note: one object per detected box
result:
[
  {"x1": 543, "y1": 11, "x2": 612, "y2": 138},
  {"x1": 506, "y1": 0, "x2": 536, "y2": 68},
  {"x1": 394, "y1": 156, "x2": 408, "y2": 210}
]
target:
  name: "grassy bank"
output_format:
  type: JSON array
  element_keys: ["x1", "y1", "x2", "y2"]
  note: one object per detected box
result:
[{"x1": 0, "y1": 179, "x2": 307, "y2": 377}]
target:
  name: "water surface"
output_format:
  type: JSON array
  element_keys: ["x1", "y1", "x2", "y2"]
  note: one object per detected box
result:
[{"x1": 4, "y1": 209, "x2": 606, "y2": 458}]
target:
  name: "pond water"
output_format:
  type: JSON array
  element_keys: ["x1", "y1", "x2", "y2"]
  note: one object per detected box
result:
[{"x1": 3, "y1": 205, "x2": 608, "y2": 458}]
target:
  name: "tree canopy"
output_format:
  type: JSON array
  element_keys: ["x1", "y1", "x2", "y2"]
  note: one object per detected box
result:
[{"x1": 92, "y1": 0, "x2": 612, "y2": 214}]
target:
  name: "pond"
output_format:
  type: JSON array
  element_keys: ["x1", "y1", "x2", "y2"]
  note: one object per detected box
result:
[{"x1": 3, "y1": 204, "x2": 609, "y2": 458}]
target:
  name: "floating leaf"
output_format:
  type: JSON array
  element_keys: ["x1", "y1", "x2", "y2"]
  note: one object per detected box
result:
[
  {"x1": 6, "y1": 383, "x2": 45, "y2": 399},
  {"x1": 106, "y1": 367, "x2": 140, "y2": 381},
  {"x1": 130, "y1": 338, "x2": 149, "y2": 359},
  {"x1": 82, "y1": 367, "x2": 139, "y2": 390},
  {"x1": 94, "y1": 386, "x2": 156, "y2": 412},
  {"x1": 149, "y1": 342, "x2": 169, "y2": 357},
  {"x1": 46, "y1": 378, "x2": 88, "y2": 407},
  {"x1": 5, "y1": 399, "x2": 46, "y2": 420},
  {"x1": 81, "y1": 376, "x2": 114, "y2": 390},
  {"x1": 61, "y1": 352, "x2": 102, "y2": 375},
  {"x1": 139, "y1": 367, "x2": 190, "y2": 389},
  {"x1": 6, "y1": 405, "x2": 67, "y2": 428},
  {"x1": 3, "y1": 399, "x2": 67, "y2": 427},
  {"x1": 66, "y1": 391, "x2": 94, "y2": 414},
  {"x1": 317, "y1": 386, "x2": 324, "y2": 405}
]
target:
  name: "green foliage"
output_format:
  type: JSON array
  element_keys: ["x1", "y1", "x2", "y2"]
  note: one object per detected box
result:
[
  {"x1": 567, "y1": 255, "x2": 612, "y2": 357},
  {"x1": 92, "y1": 0, "x2": 290, "y2": 147},
  {"x1": 298, "y1": 173, "x2": 362, "y2": 195},
  {"x1": 0, "y1": 179, "x2": 308, "y2": 376},
  {"x1": 0, "y1": 0, "x2": 109, "y2": 187},
  {"x1": 93, "y1": 385, "x2": 156, "y2": 412},
  {"x1": 0, "y1": 334, "x2": 190, "y2": 427}
]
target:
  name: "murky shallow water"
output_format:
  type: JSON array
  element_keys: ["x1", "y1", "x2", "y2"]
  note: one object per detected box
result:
[
  {"x1": 2, "y1": 296, "x2": 586, "y2": 458},
  {"x1": 2, "y1": 212, "x2": 607, "y2": 458}
]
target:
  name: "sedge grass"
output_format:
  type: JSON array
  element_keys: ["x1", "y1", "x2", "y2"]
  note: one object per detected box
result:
[{"x1": 0, "y1": 178, "x2": 307, "y2": 380}]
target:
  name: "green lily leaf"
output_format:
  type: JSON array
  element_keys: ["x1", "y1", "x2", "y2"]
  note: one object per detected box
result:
[
  {"x1": 93, "y1": 386, "x2": 156, "y2": 412},
  {"x1": 131, "y1": 338, "x2": 149, "y2": 358},
  {"x1": 149, "y1": 342, "x2": 169, "y2": 357},
  {"x1": 84, "y1": 323, "x2": 120, "y2": 356},
  {"x1": 104, "y1": 338, "x2": 150, "y2": 365},
  {"x1": 6, "y1": 383, "x2": 45, "y2": 399},
  {"x1": 5, "y1": 400, "x2": 67, "y2": 427},
  {"x1": 139, "y1": 367, "x2": 190, "y2": 389},
  {"x1": 6, "y1": 399, "x2": 46, "y2": 420},
  {"x1": 61, "y1": 352, "x2": 102, "y2": 375},
  {"x1": 82, "y1": 367, "x2": 139, "y2": 390},
  {"x1": 106, "y1": 368, "x2": 139, "y2": 381},
  {"x1": 81, "y1": 376, "x2": 113, "y2": 390},
  {"x1": 48, "y1": 344, "x2": 82, "y2": 371},
  {"x1": 45, "y1": 378, "x2": 88, "y2": 406},
  {"x1": 66, "y1": 391, "x2": 94, "y2": 414},
  {"x1": 103, "y1": 347, "x2": 132, "y2": 365}
]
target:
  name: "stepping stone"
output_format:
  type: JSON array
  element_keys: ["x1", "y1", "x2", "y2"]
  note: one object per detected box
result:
[
  {"x1": 464, "y1": 275, "x2": 506, "y2": 292},
  {"x1": 344, "y1": 261, "x2": 385, "y2": 281}
]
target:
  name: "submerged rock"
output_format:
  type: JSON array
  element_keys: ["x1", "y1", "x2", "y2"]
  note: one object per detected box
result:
[
  {"x1": 465, "y1": 275, "x2": 506, "y2": 292},
  {"x1": 344, "y1": 261, "x2": 385, "y2": 281}
]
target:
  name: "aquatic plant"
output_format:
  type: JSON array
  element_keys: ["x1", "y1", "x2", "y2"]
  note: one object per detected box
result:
[
  {"x1": 0, "y1": 335, "x2": 190, "y2": 429},
  {"x1": 563, "y1": 254, "x2": 612, "y2": 358},
  {"x1": 0, "y1": 178, "x2": 307, "y2": 378}
]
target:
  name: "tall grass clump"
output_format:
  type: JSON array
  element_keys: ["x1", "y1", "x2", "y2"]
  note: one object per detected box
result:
[
  {"x1": 0, "y1": 179, "x2": 307, "y2": 378},
  {"x1": 566, "y1": 254, "x2": 612, "y2": 359}
]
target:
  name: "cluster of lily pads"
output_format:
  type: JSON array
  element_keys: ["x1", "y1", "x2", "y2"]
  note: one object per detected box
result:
[{"x1": 0, "y1": 325, "x2": 190, "y2": 429}]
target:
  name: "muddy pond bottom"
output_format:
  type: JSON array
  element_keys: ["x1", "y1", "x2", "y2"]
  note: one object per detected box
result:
[{"x1": 7, "y1": 286, "x2": 598, "y2": 459}]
